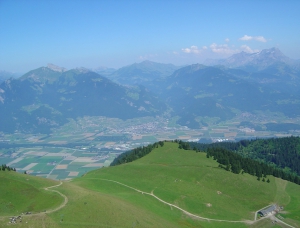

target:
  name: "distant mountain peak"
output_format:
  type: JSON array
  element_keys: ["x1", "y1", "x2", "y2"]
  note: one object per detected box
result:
[
  {"x1": 205, "y1": 47, "x2": 293, "y2": 71},
  {"x1": 140, "y1": 60, "x2": 154, "y2": 64},
  {"x1": 109, "y1": 61, "x2": 179, "y2": 86},
  {"x1": 74, "y1": 67, "x2": 90, "y2": 73},
  {"x1": 47, "y1": 63, "x2": 67, "y2": 72},
  {"x1": 136, "y1": 60, "x2": 177, "y2": 68},
  {"x1": 258, "y1": 47, "x2": 288, "y2": 61}
]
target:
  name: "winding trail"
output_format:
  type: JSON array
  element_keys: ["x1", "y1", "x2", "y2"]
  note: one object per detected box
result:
[
  {"x1": 99, "y1": 178, "x2": 250, "y2": 224},
  {"x1": 0, "y1": 178, "x2": 295, "y2": 227},
  {"x1": 0, "y1": 181, "x2": 68, "y2": 221},
  {"x1": 43, "y1": 181, "x2": 68, "y2": 213},
  {"x1": 99, "y1": 178, "x2": 295, "y2": 227}
]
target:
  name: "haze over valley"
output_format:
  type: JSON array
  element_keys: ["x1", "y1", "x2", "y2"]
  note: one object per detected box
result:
[
  {"x1": 1, "y1": 47, "x2": 300, "y2": 181},
  {"x1": 1, "y1": 1, "x2": 300, "y2": 227}
]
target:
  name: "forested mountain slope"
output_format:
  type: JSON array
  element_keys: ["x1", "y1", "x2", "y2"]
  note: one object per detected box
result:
[
  {"x1": 0, "y1": 66, "x2": 167, "y2": 133},
  {"x1": 190, "y1": 136, "x2": 300, "y2": 177}
]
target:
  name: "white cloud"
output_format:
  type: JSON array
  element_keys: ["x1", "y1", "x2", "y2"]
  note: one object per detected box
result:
[
  {"x1": 239, "y1": 35, "x2": 267, "y2": 42},
  {"x1": 239, "y1": 35, "x2": 252, "y2": 41},
  {"x1": 225, "y1": 38, "x2": 230, "y2": 42},
  {"x1": 182, "y1": 45, "x2": 200, "y2": 54},
  {"x1": 181, "y1": 45, "x2": 208, "y2": 54},
  {"x1": 240, "y1": 45, "x2": 259, "y2": 53},
  {"x1": 179, "y1": 42, "x2": 261, "y2": 59},
  {"x1": 255, "y1": 36, "x2": 267, "y2": 42},
  {"x1": 210, "y1": 43, "x2": 238, "y2": 55},
  {"x1": 209, "y1": 43, "x2": 260, "y2": 55}
]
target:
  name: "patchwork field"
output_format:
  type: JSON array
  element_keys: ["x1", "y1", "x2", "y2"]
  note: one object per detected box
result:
[
  {"x1": 1, "y1": 115, "x2": 300, "y2": 181},
  {"x1": 0, "y1": 147, "x2": 118, "y2": 180}
]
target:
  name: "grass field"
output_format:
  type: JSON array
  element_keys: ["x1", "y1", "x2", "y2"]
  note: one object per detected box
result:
[
  {"x1": 0, "y1": 171, "x2": 63, "y2": 216},
  {"x1": 72, "y1": 142, "x2": 300, "y2": 227},
  {"x1": 0, "y1": 142, "x2": 299, "y2": 228}
]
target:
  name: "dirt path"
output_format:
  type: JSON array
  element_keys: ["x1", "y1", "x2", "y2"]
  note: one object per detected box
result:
[
  {"x1": 99, "y1": 178, "x2": 296, "y2": 227},
  {"x1": 99, "y1": 178, "x2": 251, "y2": 224},
  {"x1": 43, "y1": 181, "x2": 68, "y2": 213},
  {"x1": 270, "y1": 215, "x2": 296, "y2": 228},
  {"x1": 1, "y1": 178, "x2": 295, "y2": 227},
  {"x1": 0, "y1": 182, "x2": 68, "y2": 219}
]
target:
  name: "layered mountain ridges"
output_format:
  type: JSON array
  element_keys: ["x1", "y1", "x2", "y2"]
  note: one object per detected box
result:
[
  {"x1": 0, "y1": 66, "x2": 167, "y2": 133},
  {"x1": 0, "y1": 47, "x2": 300, "y2": 133}
]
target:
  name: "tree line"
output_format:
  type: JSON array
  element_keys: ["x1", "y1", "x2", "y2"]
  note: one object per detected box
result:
[
  {"x1": 0, "y1": 164, "x2": 16, "y2": 171},
  {"x1": 175, "y1": 140, "x2": 299, "y2": 184},
  {"x1": 189, "y1": 136, "x2": 300, "y2": 176},
  {"x1": 110, "y1": 141, "x2": 164, "y2": 166},
  {"x1": 207, "y1": 147, "x2": 300, "y2": 184}
]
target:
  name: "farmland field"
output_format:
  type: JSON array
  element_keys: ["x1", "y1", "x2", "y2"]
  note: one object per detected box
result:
[{"x1": 1, "y1": 115, "x2": 300, "y2": 180}]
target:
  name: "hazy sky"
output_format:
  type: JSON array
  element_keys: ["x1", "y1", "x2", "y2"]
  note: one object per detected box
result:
[{"x1": 1, "y1": 0, "x2": 300, "y2": 73}]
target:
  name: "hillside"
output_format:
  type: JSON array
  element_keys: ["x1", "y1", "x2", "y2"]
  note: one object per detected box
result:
[
  {"x1": 1, "y1": 48, "x2": 300, "y2": 134},
  {"x1": 204, "y1": 48, "x2": 300, "y2": 95},
  {"x1": 161, "y1": 63, "x2": 300, "y2": 128},
  {"x1": 0, "y1": 65, "x2": 167, "y2": 134},
  {"x1": 108, "y1": 60, "x2": 179, "y2": 86},
  {"x1": 190, "y1": 136, "x2": 300, "y2": 177},
  {"x1": 1, "y1": 142, "x2": 299, "y2": 227},
  {"x1": 0, "y1": 70, "x2": 20, "y2": 84},
  {"x1": 0, "y1": 171, "x2": 63, "y2": 216}
]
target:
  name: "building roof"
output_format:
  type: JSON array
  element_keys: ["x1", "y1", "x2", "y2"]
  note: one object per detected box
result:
[{"x1": 259, "y1": 205, "x2": 277, "y2": 216}]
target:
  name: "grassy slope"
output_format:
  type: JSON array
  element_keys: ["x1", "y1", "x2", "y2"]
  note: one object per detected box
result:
[
  {"x1": 0, "y1": 171, "x2": 63, "y2": 215},
  {"x1": 0, "y1": 142, "x2": 299, "y2": 228},
  {"x1": 49, "y1": 182, "x2": 181, "y2": 228},
  {"x1": 74, "y1": 142, "x2": 300, "y2": 227}
]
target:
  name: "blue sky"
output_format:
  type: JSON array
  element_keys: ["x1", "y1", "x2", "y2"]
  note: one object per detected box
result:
[{"x1": 1, "y1": 0, "x2": 300, "y2": 73}]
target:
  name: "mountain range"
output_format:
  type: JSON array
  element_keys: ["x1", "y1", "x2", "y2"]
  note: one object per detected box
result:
[
  {"x1": 204, "y1": 47, "x2": 300, "y2": 71},
  {"x1": 0, "y1": 70, "x2": 21, "y2": 84},
  {"x1": 106, "y1": 60, "x2": 180, "y2": 86},
  {"x1": 0, "y1": 66, "x2": 166, "y2": 133},
  {"x1": 1, "y1": 47, "x2": 300, "y2": 134}
]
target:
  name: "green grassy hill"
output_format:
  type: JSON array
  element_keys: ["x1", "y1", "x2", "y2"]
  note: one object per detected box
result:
[
  {"x1": 0, "y1": 171, "x2": 63, "y2": 216},
  {"x1": 0, "y1": 142, "x2": 299, "y2": 228}
]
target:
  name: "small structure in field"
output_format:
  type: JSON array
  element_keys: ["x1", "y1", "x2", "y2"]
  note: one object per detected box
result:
[{"x1": 258, "y1": 205, "x2": 277, "y2": 217}]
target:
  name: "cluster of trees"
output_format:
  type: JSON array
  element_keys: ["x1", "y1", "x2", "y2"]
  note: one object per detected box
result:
[
  {"x1": 1, "y1": 164, "x2": 16, "y2": 171},
  {"x1": 206, "y1": 147, "x2": 300, "y2": 185},
  {"x1": 176, "y1": 140, "x2": 191, "y2": 150},
  {"x1": 110, "y1": 141, "x2": 164, "y2": 166},
  {"x1": 190, "y1": 136, "x2": 300, "y2": 176}
]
